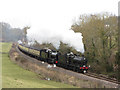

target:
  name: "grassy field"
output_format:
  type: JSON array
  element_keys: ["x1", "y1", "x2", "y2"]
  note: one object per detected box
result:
[{"x1": 1, "y1": 42, "x2": 75, "y2": 88}]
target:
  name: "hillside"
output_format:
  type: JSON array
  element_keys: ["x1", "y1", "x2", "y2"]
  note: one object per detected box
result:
[{"x1": 1, "y1": 42, "x2": 75, "y2": 88}]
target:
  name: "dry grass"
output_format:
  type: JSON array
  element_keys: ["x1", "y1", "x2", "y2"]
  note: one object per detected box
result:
[
  {"x1": 4, "y1": 43, "x2": 74, "y2": 88},
  {"x1": 9, "y1": 44, "x2": 107, "y2": 88}
]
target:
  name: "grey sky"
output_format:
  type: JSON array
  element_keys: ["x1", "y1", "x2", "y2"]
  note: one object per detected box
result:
[{"x1": 0, "y1": 0, "x2": 119, "y2": 53}]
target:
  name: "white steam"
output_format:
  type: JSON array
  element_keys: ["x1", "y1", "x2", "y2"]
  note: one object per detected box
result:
[
  {"x1": 0, "y1": 0, "x2": 118, "y2": 54},
  {"x1": 27, "y1": 25, "x2": 85, "y2": 53}
]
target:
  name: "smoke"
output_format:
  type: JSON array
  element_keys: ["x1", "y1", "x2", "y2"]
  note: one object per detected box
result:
[
  {"x1": 0, "y1": 0, "x2": 118, "y2": 54},
  {"x1": 7, "y1": 0, "x2": 86, "y2": 53},
  {"x1": 27, "y1": 24, "x2": 85, "y2": 53}
]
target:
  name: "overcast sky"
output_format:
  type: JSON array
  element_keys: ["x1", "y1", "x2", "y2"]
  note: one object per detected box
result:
[
  {"x1": 0, "y1": 0, "x2": 119, "y2": 28},
  {"x1": 0, "y1": 0, "x2": 119, "y2": 53}
]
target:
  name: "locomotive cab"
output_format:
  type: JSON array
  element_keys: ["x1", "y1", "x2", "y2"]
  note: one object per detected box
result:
[{"x1": 40, "y1": 49, "x2": 48, "y2": 61}]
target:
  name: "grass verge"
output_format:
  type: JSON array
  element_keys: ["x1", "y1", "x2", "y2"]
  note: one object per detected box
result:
[{"x1": 2, "y1": 42, "x2": 75, "y2": 88}]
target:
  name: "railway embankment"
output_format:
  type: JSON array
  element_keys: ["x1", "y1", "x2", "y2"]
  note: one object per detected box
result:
[
  {"x1": 9, "y1": 44, "x2": 119, "y2": 88},
  {"x1": 2, "y1": 42, "x2": 74, "y2": 88}
]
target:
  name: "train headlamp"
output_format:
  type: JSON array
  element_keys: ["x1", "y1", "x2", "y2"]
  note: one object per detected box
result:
[{"x1": 83, "y1": 65, "x2": 85, "y2": 67}]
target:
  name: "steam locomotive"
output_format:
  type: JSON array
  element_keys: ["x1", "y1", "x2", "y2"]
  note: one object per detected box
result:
[{"x1": 18, "y1": 44, "x2": 89, "y2": 73}]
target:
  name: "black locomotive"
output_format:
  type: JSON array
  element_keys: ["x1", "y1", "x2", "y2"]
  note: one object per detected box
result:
[{"x1": 18, "y1": 44, "x2": 88, "y2": 73}]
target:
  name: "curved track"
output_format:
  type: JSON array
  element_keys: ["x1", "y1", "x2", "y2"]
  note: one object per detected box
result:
[
  {"x1": 85, "y1": 72, "x2": 120, "y2": 85},
  {"x1": 14, "y1": 44, "x2": 119, "y2": 88}
]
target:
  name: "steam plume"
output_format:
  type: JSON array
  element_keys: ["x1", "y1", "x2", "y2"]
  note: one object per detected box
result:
[{"x1": 27, "y1": 25, "x2": 84, "y2": 53}]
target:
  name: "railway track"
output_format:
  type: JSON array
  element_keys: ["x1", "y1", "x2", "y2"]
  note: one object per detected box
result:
[
  {"x1": 85, "y1": 72, "x2": 120, "y2": 85},
  {"x1": 14, "y1": 44, "x2": 119, "y2": 88}
]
